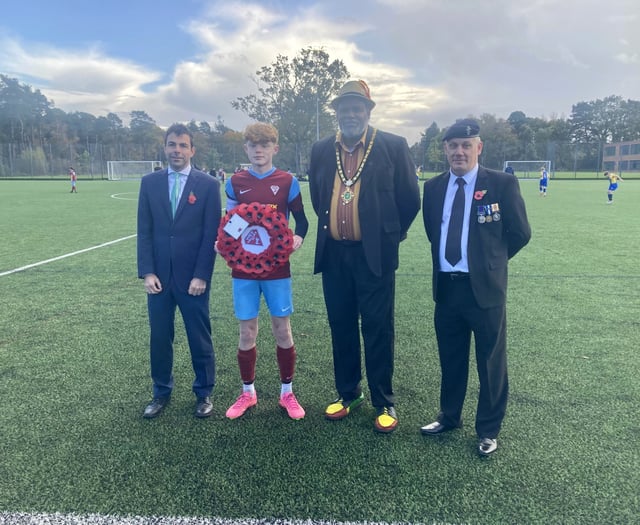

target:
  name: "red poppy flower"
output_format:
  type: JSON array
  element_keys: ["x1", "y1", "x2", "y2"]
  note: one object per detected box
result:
[
  {"x1": 188, "y1": 191, "x2": 197, "y2": 204},
  {"x1": 474, "y1": 190, "x2": 487, "y2": 200}
]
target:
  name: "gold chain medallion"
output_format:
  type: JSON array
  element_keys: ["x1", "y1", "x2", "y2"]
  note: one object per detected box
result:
[{"x1": 335, "y1": 128, "x2": 377, "y2": 203}]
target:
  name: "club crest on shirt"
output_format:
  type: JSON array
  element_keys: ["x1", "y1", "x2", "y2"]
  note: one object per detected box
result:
[{"x1": 270, "y1": 185, "x2": 280, "y2": 195}]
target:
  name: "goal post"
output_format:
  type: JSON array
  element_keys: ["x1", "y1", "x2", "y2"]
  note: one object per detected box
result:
[
  {"x1": 503, "y1": 160, "x2": 551, "y2": 179},
  {"x1": 107, "y1": 161, "x2": 162, "y2": 181}
]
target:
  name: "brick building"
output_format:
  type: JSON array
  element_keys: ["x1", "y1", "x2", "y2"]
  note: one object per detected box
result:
[{"x1": 602, "y1": 140, "x2": 640, "y2": 173}]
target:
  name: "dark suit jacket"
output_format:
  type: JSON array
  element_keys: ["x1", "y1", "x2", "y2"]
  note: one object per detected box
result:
[
  {"x1": 309, "y1": 127, "x2": 421, "y2": 277},
  {"x1": 423, "y1": 166, "x2": 531, "y2": 308},
  {"x1": 137, "y1": 168, "x2": 221, "y2": 291}
]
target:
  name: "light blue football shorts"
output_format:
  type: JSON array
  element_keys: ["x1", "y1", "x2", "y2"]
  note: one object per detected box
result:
[{"x1": 232, "y1": 277, "x2": 294, "y2": 320}]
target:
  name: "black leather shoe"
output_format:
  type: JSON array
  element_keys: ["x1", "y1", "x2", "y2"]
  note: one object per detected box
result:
[
  {"x1": 195, "y1": 396, "x2": 213, "y2": 418},
  {"x1": 420, "y1": 420, "x2": 460, "y2": 435},
  {"x1": 143, "y1": 397, "x2": 169, "y2": 419},
  {"x1": 478, "y1": 437, "x2": 497, "y2": 456}
]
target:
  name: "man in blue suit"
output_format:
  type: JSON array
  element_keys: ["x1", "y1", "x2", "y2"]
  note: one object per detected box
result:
[{"x1": 137, "y1": 123, "x2": 221, "y2": 419}]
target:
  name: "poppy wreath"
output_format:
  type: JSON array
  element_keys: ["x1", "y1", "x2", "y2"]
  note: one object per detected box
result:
[{"x1": 216, "y1": 202, "x2": 294, "y2": 276}]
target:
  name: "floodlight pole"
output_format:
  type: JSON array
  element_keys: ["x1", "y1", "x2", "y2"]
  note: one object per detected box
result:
[{"x1": 316, "y1": 97, "x2": 320, "y2": 142}]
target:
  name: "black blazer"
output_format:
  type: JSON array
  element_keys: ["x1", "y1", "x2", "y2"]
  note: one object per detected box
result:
[
  {"x1": 137, "y1": 168, "x2": 221, "y2": 291},
  {"x1": 423, "y1": 166, "x2": 531, "y2": 308},
  {"x1": 309, "y1": 127, "x2": 421, "y2": 277}
]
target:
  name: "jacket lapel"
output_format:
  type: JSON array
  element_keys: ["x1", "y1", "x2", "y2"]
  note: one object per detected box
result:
[
  {"x1": 431, "y1": 174, "x2": 449, "y2": 245},
  {"x1": 469, "y1": 168, "x2": 490, "y2": 237},
  {"x1": 158, "y1": 170, "x2": 172, "y2": 219},
  {"x1": 354, "y1": 126, "x2": 375, "y2": 199},
  {"x1": 174, "y1": 171, "x2": 197, "y2": 220},
  {"x1": 422, "y1": 171, "x2": 448, "y2": 247},
  {"x1": 435, "y1": 174, "x2": 449, "y2": 220}
]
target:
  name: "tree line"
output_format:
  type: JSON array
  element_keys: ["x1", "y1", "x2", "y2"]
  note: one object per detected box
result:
[{"x1": 2, "y1": 47, "x2": 640, "y2": 178}]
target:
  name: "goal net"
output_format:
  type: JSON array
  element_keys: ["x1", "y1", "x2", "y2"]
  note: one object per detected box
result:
[
  {"x1": 107, "y1": 161, "x2": 162, "y2": 181},
  {"x1": 503, "y1": 160, "x2": 551, "y2": 179}
]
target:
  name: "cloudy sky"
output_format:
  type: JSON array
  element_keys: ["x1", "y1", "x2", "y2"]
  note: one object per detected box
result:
[{"x1": 1, "y1": 0, "x2": 638, "y2": 144}]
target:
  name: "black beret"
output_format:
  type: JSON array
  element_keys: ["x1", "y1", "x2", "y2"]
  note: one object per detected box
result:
[{"x1": 442, "y1": 118, "x2": 480, "y2": 141}]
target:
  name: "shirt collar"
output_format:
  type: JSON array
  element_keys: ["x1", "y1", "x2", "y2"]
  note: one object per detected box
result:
[
  {"x1": 168, "y1": 166, "x2": 191, "y2": 176},
  {"x1": 448, "y1": 164, "x2": 479, "y2": 188},
  {"x1": 336, "y1": 129, "x2": 367, "y2": 152},
  {"x1": 248, "y1": 166, "x2": 276, "y2": 179}
]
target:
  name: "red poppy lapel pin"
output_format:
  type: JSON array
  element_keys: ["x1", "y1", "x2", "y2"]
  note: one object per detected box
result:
[
  {"x1": 188, "y1": 191, "x2": 197, "y2": 204},
  {"x1": 474, "y1": 190, "x2": 487, "y2": 200}
]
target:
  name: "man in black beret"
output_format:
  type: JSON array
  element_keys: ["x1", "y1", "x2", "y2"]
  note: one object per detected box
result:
[
  {"x1": 442, "y1": 118, "x2": 481, "y2": 141},
  {"x1": 420, "y1": 118, "x2": 531, "y2": 456}
]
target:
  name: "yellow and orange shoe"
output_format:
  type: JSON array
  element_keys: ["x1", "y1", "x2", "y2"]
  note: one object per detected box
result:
[
  {"x1": 374, "y1": 406, "x2": 398, "y2": 433},
  {"x1": 324, "y1": 393, "x2": 364, "y2": 420}
]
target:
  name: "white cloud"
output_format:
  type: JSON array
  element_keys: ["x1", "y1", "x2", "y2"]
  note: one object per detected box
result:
[
  {"x1": 615, "y1": 52, "x2": 639, "y2": 64},
  {"x1": 0, "y1": 36, "x2": 161, "y2": 118},
  {"x1": 1, "y1": 0, "x2": 639, "y2": 143}
]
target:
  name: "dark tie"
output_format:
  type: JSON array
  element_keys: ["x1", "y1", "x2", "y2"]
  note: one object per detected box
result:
[{"x1": 445, "y1": 177, "x2": 466, "y2": 266}]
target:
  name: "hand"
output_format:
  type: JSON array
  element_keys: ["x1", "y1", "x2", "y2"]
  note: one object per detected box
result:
[
  {"x1": 214, "y1": 240, "x2": 220, "y2": 254},
  {"x1": 144, "y1": 274, "x2": 162, "y2": 294},
  {"x1": 188, "y1": 277, "x2": 207, "y2": 296},
  {"x1": 292, "y1": 235, "x2": 304, "y2": 251}
]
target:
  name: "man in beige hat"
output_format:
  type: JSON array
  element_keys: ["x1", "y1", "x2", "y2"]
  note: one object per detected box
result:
[{"x1": 308, "y1": 80, "x2": 421, "y2": 433}]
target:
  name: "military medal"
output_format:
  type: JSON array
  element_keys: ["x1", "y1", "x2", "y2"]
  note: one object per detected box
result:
[
  {"x1": 489, "y1": 203, "x2": 500, "y2": 221},
  {"x1": 335, "y1": 128, "x2": 377, "y2": 204},
  {"x1": 477, "y1": 205, "x2": 487, "y2": 224}
]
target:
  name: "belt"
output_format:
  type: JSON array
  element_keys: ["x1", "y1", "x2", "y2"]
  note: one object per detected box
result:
[
  {"x1": 329, "y1": 238, "x2": 362, "y2": 247},
  {"x1": 439, "y1": 272, "x2": 470, "y2": 281}
]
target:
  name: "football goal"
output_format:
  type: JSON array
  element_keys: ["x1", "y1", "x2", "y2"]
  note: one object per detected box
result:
[
  {"x1": 503, "y1": 160, "x2": 551, "y2": 179},
  {"x1": 107, "y1": 161, "x2": 162, "y2": 181}
]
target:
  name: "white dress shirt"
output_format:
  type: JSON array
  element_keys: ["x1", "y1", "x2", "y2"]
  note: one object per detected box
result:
[{"x1": 438, "y1": 165, "x2": 478, "y2": 273}]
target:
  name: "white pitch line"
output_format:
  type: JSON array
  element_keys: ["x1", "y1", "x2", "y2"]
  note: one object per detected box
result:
[
  {"x1": 0, "y1": 512, "x2": 406, "y2": 525},
  {"x1": 0, "y1": 234, "x2": 137, "y2": 277},
  {"x1": 110, "y1": 192, "x2": 138, "y2": 201}
]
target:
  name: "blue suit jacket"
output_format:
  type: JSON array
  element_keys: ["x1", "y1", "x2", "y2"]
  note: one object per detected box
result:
[
  {"x1": 137, "y1": 168, "x2": 221, "y2": 291},
  {"x1": 423, "y1": 166, "x2": 531, "y2": 308}
]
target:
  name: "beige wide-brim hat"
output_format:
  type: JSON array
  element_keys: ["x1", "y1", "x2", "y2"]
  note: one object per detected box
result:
[{"x1": 330, "y1": 80, "x2": 376, "y2": 110}]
